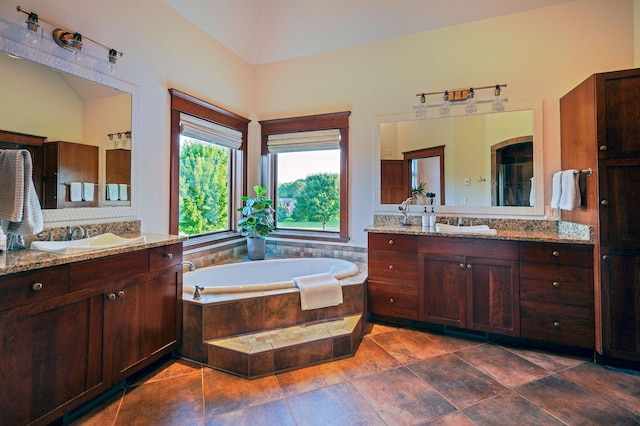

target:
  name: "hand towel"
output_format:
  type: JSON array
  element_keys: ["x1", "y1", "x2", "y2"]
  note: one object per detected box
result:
[
  {"x1": 529, "y1": 176, "x2": 535, "y2": 207},
  {"x1": 106, "y1": 183, "x2": 119, "y2": 201},
  {"x1": 82, "y1": 183, "x2": 94, "y2": 202},
  {"x1": 70, "y1": 182, "x2": 82, "y2": 202},
  {"x1": 293, "y1": 273, "x2": 343, "y2": 310},
  {"x1": 0, "y1": 150, "x2": 43, "y2": 236},
  {"x1": 559, "y1": 170, "x2": 581, "y2": 211},
  {"x1": 550, "y1": 171, "x2": 562, "y2": 209},
  {"x1": 118, "y1": 184, "x2": 128, "y2": 201}
]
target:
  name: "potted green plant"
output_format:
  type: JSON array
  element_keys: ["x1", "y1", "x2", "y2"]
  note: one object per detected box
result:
[{"x1": 237, "y1": 185, "x2": 275, "y2": 260}]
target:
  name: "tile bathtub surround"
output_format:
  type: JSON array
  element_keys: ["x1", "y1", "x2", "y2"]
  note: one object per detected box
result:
[{"x1": 71, "y1": 322, "x2": 640, "y2": 425}]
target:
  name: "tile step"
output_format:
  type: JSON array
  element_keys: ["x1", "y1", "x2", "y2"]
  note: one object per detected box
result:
[{"x1": 205, "y1": 314, "x2": 363, "y2": 378}]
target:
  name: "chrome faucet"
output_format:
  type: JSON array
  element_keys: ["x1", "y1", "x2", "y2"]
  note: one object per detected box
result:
[
  {"x1": 193, "y1": 285, "x2": 204, "y2": 300},
  {"x1": 182, "y1": 261, "x2": 196, "y2": 272},
  {"x1": 398, "y1": 196, "x2": 414, "y2": 226},
  {"x1": 66, "y1": 226, "x2": 85, "y2": 240},
  {"x1": 457, "y1": 217, "x2": 463, "y2": 226}
]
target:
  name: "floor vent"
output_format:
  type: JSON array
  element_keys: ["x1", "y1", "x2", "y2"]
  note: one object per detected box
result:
[{"x1": 62, "y1": 381, "x2": 125, "y2": 425}]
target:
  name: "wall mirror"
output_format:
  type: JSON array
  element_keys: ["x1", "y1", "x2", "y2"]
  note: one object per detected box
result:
[
  {"x1": 0, "y1": 34, "x2": 137, "y2": 224},
  {"x1": 374, "y1": 100, "x2": 544, "y2": 217}
]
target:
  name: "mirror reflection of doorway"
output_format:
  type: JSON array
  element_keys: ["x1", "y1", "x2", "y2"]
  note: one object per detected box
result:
[{"x1": 491, "y1": 137, "x2": 533, "y2": 206}]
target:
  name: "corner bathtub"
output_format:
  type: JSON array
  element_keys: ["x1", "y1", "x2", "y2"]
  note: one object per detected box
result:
[{"x1": 183, "y1": 258, "x2": 359, "y2": 295}]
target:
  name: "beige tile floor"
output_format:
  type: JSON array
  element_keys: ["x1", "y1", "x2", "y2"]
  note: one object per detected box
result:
[{"x1": 72, "y1": 322, "x2": 640, "y2": 425}]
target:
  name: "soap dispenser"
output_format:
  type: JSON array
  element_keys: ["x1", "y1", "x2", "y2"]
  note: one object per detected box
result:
[
  {"x1": 421, "y1": 207, "x2": 428, "y2": 229},
  {"x1": 429, "y1": 207, "x2": 436, "y2": 230}
]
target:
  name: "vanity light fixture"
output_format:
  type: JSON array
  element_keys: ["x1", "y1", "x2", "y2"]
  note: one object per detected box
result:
[
  {"x1": 415, "y1": 84, "x2": 507, "y2": 119},
  {"x1": 16, "y1": 6, "x2": 123, "y2": 70}
]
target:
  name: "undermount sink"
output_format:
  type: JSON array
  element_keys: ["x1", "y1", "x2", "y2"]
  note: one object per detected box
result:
[
  {"x1": 435, "y1": 223, "x2": 498, "y2": 235},
  {"x1": 30, "y1": 233, "x2": 147, "y2": 255}
]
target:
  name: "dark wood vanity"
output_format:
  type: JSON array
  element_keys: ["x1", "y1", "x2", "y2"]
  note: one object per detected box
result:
[
  {"x1": 0, "y1": 238, "x2": 182, "y2": 426},
  {"x1": 367, "y1": 231, "x2": 595, "y2": 350}
]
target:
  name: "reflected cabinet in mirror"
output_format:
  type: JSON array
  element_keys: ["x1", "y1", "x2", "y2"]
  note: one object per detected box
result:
[
  {"x1": 375, "y1": 101, "x2": 544, "y2": 218},
  {"x1": 0, "y1": 35, "x2": 137, "y2": 223}
]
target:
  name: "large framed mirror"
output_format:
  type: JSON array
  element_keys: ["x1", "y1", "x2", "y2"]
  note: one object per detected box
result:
[
  {"x1": 374, "y1": 100, "x2": 544, "y2": 218},
  {"x1": 0, "y1": 35, "x2": 138, "y2": 224}
]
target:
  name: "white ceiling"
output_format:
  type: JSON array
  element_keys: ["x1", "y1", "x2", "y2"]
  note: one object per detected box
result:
[{"x1": 162, "y1": 0, "x2": 573, "y2": 65}]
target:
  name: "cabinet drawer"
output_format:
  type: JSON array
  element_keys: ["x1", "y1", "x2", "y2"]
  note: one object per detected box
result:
[
  {"x1": 368, "y1": 233, "x2": 417, "y2": 252},
  {"x1": 70, "y1": 250, "x2": 149, "y2": 291},
  {"x1": 521, "y1": 278, "x2": 594, "y2": 307},
  {"x1": 420, "y1": 236, "x2": 518, "y2": 260},
  {"x1": 519, "y1": 242, "x2": 593, "y2": 267},
  {"x1": 520, "y1": 262, "x2": 592, "y2": 284},
  {"x1": 368, "y1": 249, "x2": 417, "y2": 286},
  {"x1": 520, "y1": 300, "x2": 594, "y2": 349},
  {"x1": 368, "y1": 281, "x2": 418, "y2": 320},
  {"x1": 0, "y1": 266, "x2": 69, "y2": 312},
  {"x1": 150, "y1": 243, "x2": 183, "y2": 271}
]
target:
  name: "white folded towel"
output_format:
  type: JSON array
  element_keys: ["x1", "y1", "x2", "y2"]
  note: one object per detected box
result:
[
  {"x1": 69, "y1": 182, "x2": 82, "y2": 202},
  {"x1": 559, "y1": 170, "x2": 581, "y2": 211},
  {"x1": 0, "y1": 149, "x2": 43, "y2": 236},
  {"x1": 118, "y1": 183, "x2": 128, "y2": 201},
  {"x1": 550, "y1": 171, "x2": 562, "y2": 209},
  {"x1": 293, "y1": 273, "x2": 343, "y2": 310},
  {"x1": 82, "y1": 183, "x2": 94, "y2": 202},
  {"x1": 529, "y1": 176, "x2": 535, "y2": 207},
  {"x1": 106, "y1": 183, "x2": 119, "y2": 201}
]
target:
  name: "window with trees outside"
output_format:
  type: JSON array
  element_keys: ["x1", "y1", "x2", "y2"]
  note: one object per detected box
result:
[
  {"x1": 260, "y1": 112, "x2": 350, "y2": 242},
  {"x1": 169, "y1": 89, "x2": 249, "y2": 246}
]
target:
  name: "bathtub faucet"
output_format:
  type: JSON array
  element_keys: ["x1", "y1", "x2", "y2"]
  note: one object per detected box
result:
[
  {"x1": 182, "y1": 261, "x2": 196, "y2": 272},
  {"x1": 193, "y1": 285, "x2": 204, "y2": 300}
]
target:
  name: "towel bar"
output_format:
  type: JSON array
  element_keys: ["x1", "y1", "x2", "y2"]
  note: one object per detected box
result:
[{"x1": 573, "y1": 168, "x2": 592, "y2": 176}]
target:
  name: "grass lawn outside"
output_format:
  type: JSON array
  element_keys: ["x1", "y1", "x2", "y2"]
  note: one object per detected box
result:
[{"x1": 277, "y1": 218, "x2": 339, "y2": 232}]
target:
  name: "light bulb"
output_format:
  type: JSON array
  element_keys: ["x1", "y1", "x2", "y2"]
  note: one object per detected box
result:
[{"x1": 24, "y1": 13, "x2": 39, "y2": 45}]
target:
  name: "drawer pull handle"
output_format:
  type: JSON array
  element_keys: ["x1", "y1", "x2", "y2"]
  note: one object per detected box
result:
[
  {"x1": 31, "y1": 282, "x2": 43, "y2": 291},
  {"x1": 552, "y1": 251, "x2": 560, "y2": 257},
  {"x1": 552, "y1": 281, "x2": 560, "y2": 288},
  {"x1": 389, "y1": 298, "x2": 394, "y2": 304},
  {"x1": 118, "y1": 290, "x2": 125, "y2": 298},
  {"x1": 553, "y1": 321, "x2": 560, "y2": 329},
  {"x1": 466, "y1": 264, "x2": 472, "y2": 269},
  {"x1": 165, "y1": 253, "x2": 173, "y2": 259},
  {"x1": 107, "y1": 293, "x2": 117, "y2": 300},
  {"x1": 388, "y1": 239, "x2": 394, "y2": 245},
  {"x1": 388, "y1": 265, "x2": 394, "y2": 270},
  {"x1": 600, "y1": 199, "x2": 608, "y2": 206}
]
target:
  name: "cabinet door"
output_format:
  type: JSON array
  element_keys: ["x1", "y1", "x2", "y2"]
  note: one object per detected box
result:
[
  {"x1": 420, "y1": 253, "x2": 466, "y2": 327},
  {"x1": 105, "y1": 265, "x2": 181, "y2": 383},
  {"x1": 466, "y1": 256, "x2": 520, "y2": 335},
  {"x1": 601, "y1": 73, "x2": 640, "y2": 157},
  {"x1": 599, "y1": 160, "x2": 640, "y2": 248},
  {"x1": 0, "y1": 292, "x2": 105, "y2": 426},
  {"x1": 600, "y1": 249, "x2": 640, "y2": 360}
]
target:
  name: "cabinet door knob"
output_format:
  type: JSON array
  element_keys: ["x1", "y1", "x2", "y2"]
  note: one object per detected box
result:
[
  {"x1": 600, "y1": 199, "x2": 609, "y2": 206},
  {"x1": 388, "y1": 239, "x2": 394, "y2": 245},
  {"x1": 552, "y1": 251, "x2": 560, "y2": 257},
  {"x1": 552, "y1": 281, "x2": 560, "y2": 288},
  {"x1": 31, "y1": 282, "x2": 43, "y2": 291},
  {"x1": 107, "y1": 293, "x2": 117, "y2": 300},
  {"x1": 389, "y1": 298, "x2": 394, "y2": 304},
  {"x1": 599, "y1": 145, "x2": 607, "y2": 151},
  {"x1": 118, "y1": 290, "x2": 125, "y2": 298},
  {"x1": 388, "y1": 265, "x2": 394, "y2": 270},
  {"x1": 466, "y1": 264, "x2": 472, "y2": 269},
  {"x1": 602, "y1": 255, "x2": 609, "y2": 260},
  {"x1": 553, "y1": 321, "x2": 560, "y2": 329},
  {"x1": 165, "y1": 253, "x2": 173, "y2": 259},
  {"x1": 459, "y1": 263, "x2": 465, "y2": 269}
]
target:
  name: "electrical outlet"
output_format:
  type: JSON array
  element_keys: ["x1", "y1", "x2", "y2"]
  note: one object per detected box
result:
[{"x1": 464, "y1": 177, "x2": 470, "y2": 186}]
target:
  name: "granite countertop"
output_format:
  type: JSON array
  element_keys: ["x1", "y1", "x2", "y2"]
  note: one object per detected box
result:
[
  {"x1": 0, "y1": 233, "x2": 185, "y2": 276},
  {"x1": 365, "y1": 225, "x2": 593, "y2": 245}
]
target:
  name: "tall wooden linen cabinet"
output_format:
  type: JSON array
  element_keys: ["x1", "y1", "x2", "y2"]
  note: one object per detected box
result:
[{"x1": 560, "y1": 68, "x2": 640, "y2": 366}]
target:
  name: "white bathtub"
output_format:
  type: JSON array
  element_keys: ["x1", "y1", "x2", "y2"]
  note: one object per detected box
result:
[{"x1": 183, "y1": 257, "x2": 359, "y2": 295}]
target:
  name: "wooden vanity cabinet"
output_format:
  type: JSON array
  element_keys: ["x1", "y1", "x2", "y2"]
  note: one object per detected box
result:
[
  {"x1": 0, "y1": 243, "x2": 183, "y2": 426},
  {"x1": 519, "y1": 242, "x2": 595, "y2": 349},
  {"x1": 367, "y1": 233, "x2": 419, "y2": 319},
  {"x1": 419, "y1": 237, "x2": 520, "y2": 335},
  {"x1": 0, "y1": 266, "x2": 106, "y2": 426}
]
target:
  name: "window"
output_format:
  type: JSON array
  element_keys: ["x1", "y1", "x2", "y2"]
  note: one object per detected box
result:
[
  {"x1": 260, "y1": 112, "x2": 350, "y2": 242},
  {"x1": 169, "y1": 89, "x2": 249, "y2": 246}
]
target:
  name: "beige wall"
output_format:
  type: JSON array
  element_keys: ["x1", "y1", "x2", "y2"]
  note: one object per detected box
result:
[
  {"x1": 1, "y1": 0, "x2": 636, "y2": 248},
  {"x1": 254, "y1": 0, "x2": 634, "y2": 246}
]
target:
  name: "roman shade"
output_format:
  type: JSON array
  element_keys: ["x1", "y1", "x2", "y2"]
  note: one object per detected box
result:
[
  {"x1": 267, "y1": 129, "x2": 341, "y2": 153},
  {"x1": 180, "y1": 113, "x2": 243, "y2": 150}
]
